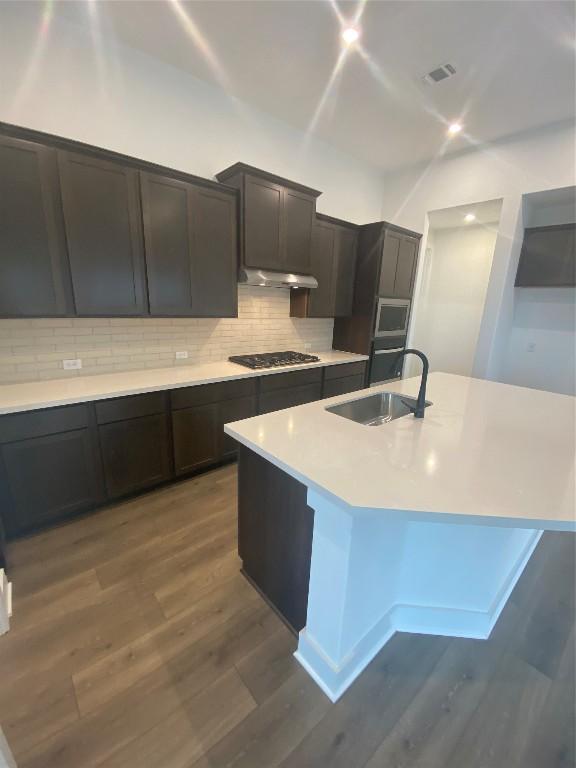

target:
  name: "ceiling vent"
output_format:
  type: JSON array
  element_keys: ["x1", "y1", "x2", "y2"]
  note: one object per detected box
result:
[{"x1": 421, "y1": 63, "x2": 457, "y2": 86}]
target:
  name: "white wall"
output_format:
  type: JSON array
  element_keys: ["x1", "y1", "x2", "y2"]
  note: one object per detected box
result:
[
  {"x1": 502, "y1": 287, "x2": 575, "y2": 396},
  {"x1": 411, "y1": 224, "x2": 498, "y2": 377},
  {"x1": 380, "y1": 121, "x2": 576, "y2": 387},
  {"x1": 0, "y1": 4, "x2": 384, "y2": 223},
  {"x1": 0, "y1": 5, "x2": 384, "y2": 383},
  {"x1": 499, "y1": 189, "x2": 576, "y2": 396}
]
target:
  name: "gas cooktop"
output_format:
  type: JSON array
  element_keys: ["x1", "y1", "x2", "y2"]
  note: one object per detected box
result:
[{"x1": 228, "y1": 351, "x2": 320, "y2": 370}]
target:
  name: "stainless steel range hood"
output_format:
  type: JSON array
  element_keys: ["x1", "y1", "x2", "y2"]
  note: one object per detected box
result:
[{"x1": 239, "y1": 268, "x2": 318, "y2": 290}]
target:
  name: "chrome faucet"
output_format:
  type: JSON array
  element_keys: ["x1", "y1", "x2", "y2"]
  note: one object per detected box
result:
[{"x1": 396, "y1": 349, "x2": 429, "y2": 418}]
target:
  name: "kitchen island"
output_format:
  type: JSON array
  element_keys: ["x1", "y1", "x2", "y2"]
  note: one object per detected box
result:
[{"x1": 225, "y1": 372, "x2": 576, "y2": 701}]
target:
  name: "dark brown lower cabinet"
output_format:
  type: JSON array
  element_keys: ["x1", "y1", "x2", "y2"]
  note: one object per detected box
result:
[
  {"x1": 0, "y1": 405, "x2": 104, "y2": 537},
  {"x1": 0, "y1": 365, "x2": 364, "y2": 539},
  {"x1": 321, "y1": 361, "x2": 367, "y2": 398},
  {"x1": 219, "y1": 396, "x2": 257, "y2": 460},
  {"x1": 322, "y1": 374, "x2": 365, "y2": 398},
  {"x1": 259, "y1": 383, "x2": 322, "y2": 415},
  {"x1": 238, "y1": 446, "x2": 313, "y2": 633},
  {"x1": 172, "y1": 403, "x2": 220, "y2": 476},
  {"x1": 172, "y1": 394, "x2": 257, "y2": 474},
  {"x1": 99, "y1": 414, "x2": 172, "y2": 499},
  {"x1": 258, "y1": 367, "x2": 322, "y2": 415}
]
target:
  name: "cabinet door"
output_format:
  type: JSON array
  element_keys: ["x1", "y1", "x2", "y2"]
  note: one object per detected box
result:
[
  {"x1": 192, "y1": 187, "x2": 238, "y2": 317},
  {"x1": 99, "y1": 414, "x2": 172, "y2": 499},
  {"x1": 333, "y1": 226, "x2": 357, "y2": 316},
  {"x1": 283, "y1": 189, "x2": 314, "y2": 274},
  {"x1": 379, "y1": 230, "x2": 401, "y2": 297},
  {"x1": 172, "y1": 403, "x2": 219, "y2": 475},
  {"x1": 1, "y1": 428, "x2": 104, "y2": 536},
  {"x1": 308, "y1": 221, "x2": 336, "y2": 317},
  {"x1": 394, "y1": 235, "x2": 419, "y2": 298},
  {"x1": 516, "y1": 225, "x2": 576, "y2": 287},
  {"x1": 58, "y1": 151, "x2": 147, "y2": 315},
  {"x1": 141, "y1": 172, "x2": 195, "y2": 315},
  {"x1": 218, "y1": 396, "x2": 257, "y2": 460},
  {"x1": 243, "y1": 175, "x2": 283, "y2": 270},
  {"x1": 0, "y1": 136, "x2": 73, "y2": 317}
]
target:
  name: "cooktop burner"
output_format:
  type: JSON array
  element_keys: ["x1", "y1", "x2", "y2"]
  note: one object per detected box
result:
[{"x1": 229, "y1": 351, "x2": 320, "y2": 370}]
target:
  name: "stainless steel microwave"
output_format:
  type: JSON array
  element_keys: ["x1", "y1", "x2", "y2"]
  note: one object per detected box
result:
[{"x1": 374, "y1": 298, "x2": 411, "y2": 337}]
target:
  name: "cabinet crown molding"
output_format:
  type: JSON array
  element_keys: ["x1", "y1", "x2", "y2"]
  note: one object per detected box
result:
[{"x1": 215, "y1": 162, "x2": 322, "y2": 198}]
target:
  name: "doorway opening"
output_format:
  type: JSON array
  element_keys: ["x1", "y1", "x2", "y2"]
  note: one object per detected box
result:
[{"x1": 408, "y1": 199, "x2": 503, "y2": 377}]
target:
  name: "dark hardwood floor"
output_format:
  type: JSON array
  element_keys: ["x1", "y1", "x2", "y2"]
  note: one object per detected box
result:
[{"x1": 0, "y1": 463, "x2": 573, "y2": 768}]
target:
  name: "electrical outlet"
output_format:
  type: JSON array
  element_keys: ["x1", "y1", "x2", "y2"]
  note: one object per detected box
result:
[
  {"x1": 175, "y1": 351, "x2": 189, "y2": 360},
  {"x1": 62, "y1": 358, "x2": 82, "y2": 370},
  {"x1": 304, "y1": 343, "x2": 312, "y2": 350},
  {"x1": 527, "y1": 342, "x2": 536, "y2": 353}
]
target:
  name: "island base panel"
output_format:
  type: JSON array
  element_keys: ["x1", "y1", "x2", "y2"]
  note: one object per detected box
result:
[
  {"x1": 237, "y1": 446, "x2": 314, "y2": 634},
  {"x1": 296, "y1": 489, "x2": 543, "y2": 702}
]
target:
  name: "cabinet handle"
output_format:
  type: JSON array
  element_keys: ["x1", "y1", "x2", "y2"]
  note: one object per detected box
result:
[{"x1": 374, "y1": 347, "x2": 404, "y2": 355}]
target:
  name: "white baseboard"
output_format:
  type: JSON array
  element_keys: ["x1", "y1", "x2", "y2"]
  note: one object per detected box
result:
[
  {"x1": 0, "y1": 570, "x2": 12, "y2": 636},
  {"x1": 294, "y1": 529, "x2": 542, "y2": 702}
]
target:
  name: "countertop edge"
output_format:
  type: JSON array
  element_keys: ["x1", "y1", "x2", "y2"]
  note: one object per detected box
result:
[
  {"x1": 0, "y1": 352, "x2": 369, "y2": 415},
  {"x1": 226, "y1": 426, "x2": 576, "y2": 532},
  {"x1": 225, "y1": 374, "x2": 576, "y2": 532}
]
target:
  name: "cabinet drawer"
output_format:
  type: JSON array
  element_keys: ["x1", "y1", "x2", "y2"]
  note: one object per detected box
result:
[
  {"x1": 323, "y1": 361, "x2": 366, "y2": 381},
  {"x1": 259, "y1": 383, "x2": 321, "y2": 415},
  {"x1": 95, "y1": 391, "x2": 167, "y2": 424},
  {"x1": 259, "y1": 367, "x2": 322, "y2": 393},
  {"x1": 322, "y1": 374, "x2": 365, "y2": 399},
  {"x1": 171, "y1": 378, "x2": 257, "y2": 410},
  {"x1": 0, "y1": 404, "x2": 90, "y2": 444}
]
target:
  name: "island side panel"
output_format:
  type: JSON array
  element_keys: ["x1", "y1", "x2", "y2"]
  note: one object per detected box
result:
[
  {"x1": 237, "y1": 445, "x2": 314, "y2": 634},
  {"x1": 296, "y1": 489, "x2": 545, "y2": 702}
]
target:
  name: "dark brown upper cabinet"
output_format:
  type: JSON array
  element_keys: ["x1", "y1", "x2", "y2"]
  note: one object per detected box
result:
[
  {"x1": 284, "y1": 188, "x2": 317, "y2": 273},
  {"x1": 215, "y1": 163, "x2": 321, "y2": 275},
  {"x1": 378, "y1": 229, "x2": 419, "y2": 299},
  {"x1": 141, "y1": 173, "x2": 237, "y2": 317},
  {"x1": 191, "y1": 186, "x2": 238, "y2": 316},
  {"x1": 58, "y1": 151, "x2": 148, "y2": 316},
  {"x1": 0, "y1": 135, "x2": 74, "y2": 317},
  {"x1": 290, "y1": 214, "x2": 358, "y2": 318},
  {"x1": 515, "y1": 224, "x2": 575, "y2": 287},
  {"x1": 243, "y1": 174, "x2": 283, "y2": 270}
]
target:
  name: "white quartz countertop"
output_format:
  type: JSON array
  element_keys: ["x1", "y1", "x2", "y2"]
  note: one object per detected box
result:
[
  {"x1": 0, "y1": 351, "x2": 368, "y2": 415},
  {"x1": 225, "y1": 373, "x2": 576, "y2": 531}
]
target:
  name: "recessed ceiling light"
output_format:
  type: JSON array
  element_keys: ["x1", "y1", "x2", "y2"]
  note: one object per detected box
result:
[
  {"x1": 464, "y1": 213, "x2": 476, "y2": 222},
  {"x1": 448, "y1": 122, "x2": 463, "y2": 136},
  {"x1": 342, "y1": 27, "x2": 360, "y2": 45}
]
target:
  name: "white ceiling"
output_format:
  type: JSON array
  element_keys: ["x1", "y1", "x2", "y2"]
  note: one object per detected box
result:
[
  {"x1": 42, "y1": 1, "x2": 576, "y2": 171},
  {"x1": 428, "y1": 199, "x2": 503, "y2": 229}
]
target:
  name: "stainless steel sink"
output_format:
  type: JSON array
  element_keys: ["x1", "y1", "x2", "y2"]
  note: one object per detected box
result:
[{"x1": 325, "y1": 392, "x2": 432, "y2": 426}]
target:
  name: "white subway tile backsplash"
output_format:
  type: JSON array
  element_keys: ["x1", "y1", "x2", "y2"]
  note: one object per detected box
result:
[{"x1": 0, "y1": 287, "x2": 334, "y2": 384}]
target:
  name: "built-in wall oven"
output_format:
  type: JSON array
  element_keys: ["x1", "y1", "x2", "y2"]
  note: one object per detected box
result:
[
  {"x1": 369, "y1": 335, "x2": 406, "y2": 386},
  {"x1": 374, "y1": 298, "x2": 411, "y2": 338}
]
